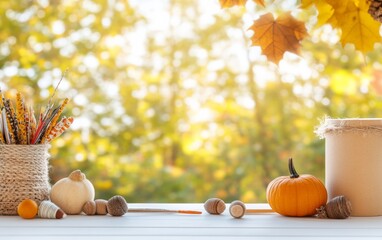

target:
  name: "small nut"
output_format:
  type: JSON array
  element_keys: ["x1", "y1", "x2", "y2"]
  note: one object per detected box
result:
[
  {"x1": 316, "y1": 195, "x2": 352, "y2": 219},
  {"x1": 95, "y1": 199, "x2": 108, "y2": 215},
  {"x1": 229, "y1": 200, "x2": 246, "y2": 219},
  {"x1": 204, "y1": 198, "x2": 226, "y2": 214},
  {"x1": 82, "y1": 201, "x2": 96, "y2": 215},
  {"x1": 107, "y1": 195, "x2": 128, "y2": 216}
]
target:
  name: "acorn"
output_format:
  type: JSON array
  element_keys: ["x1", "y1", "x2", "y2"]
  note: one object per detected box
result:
[
  {"x1": 107, "y1": 195, "x2": 128, "y2": 216},
  {"x1": 95, "y1": 199, "x2": 108, "y2": 215},
  {"x1": 204, "y1": 198, "x2": 226, "y2": 215},
  {"x1": 229, "y1": 200, "x2": 246, "y2": 218},
  {"x1": 82, "y1": 200, "x2": 96, "y2": 215},
  {"x1": 316, "y1": 195, "x2": 352, "y2": 219}
]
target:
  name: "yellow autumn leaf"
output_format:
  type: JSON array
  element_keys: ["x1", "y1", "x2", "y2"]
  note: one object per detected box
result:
[
  {"x1": 315, "y1": 0, "x2": 336, "y2": 27},
  {"x1": 312, "y1": 0, "x2": 381, "y2": 52},
  {"x1": 300, "y1": 0, "x2": 336, "y2": 27},
  {"x1": 219, "y1": 0, "x2": 265, "y2": 8},
  {"x1": 300, "y1": 0, "x2": 314, "y2": 8},
  {"x1": 335, "y1": 1, "x2": 381, "y2": 52},
  {"x1": 248, "y1": 12, "x2": 308, "y2": 64},
  {"x1": 325, "y1": 0, "x2": 353, "y2": 13}
]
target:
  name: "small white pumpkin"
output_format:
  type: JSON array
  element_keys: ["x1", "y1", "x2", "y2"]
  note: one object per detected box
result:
[{"x1": 50, "y1": 170, "x2": 95, "y2": 215}]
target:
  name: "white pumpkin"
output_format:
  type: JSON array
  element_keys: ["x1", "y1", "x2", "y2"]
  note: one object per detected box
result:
[{"x1": 50, "y1": 170, "x2": 95, "y2": 215}]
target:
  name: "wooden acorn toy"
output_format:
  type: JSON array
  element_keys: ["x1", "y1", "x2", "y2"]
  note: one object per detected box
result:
[
  {"x1": 229, "y1": 200, "x2": 274, "y2": 219},
  {"x1": 316, "y1": 195, "x2": 352, "y2": 219},
  {"x1": 204, "y1": 198, "x2": 226, "y2": 214}
]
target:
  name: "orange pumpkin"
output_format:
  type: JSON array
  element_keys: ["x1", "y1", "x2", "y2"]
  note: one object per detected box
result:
[{"x1": 266, "y1": 158, "x2": 327, "y2": 217}]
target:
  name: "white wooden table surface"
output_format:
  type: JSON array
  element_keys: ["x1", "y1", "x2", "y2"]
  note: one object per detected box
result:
[{"x1": 1, "y1": 203, "x2": 381, "y2": 240}]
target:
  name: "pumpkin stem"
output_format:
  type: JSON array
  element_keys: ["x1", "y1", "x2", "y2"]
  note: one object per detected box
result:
[
  {"x1": 288, "y1": 158, "x2": 299, "y2": 178},
  {"x1": 69, "y1": 170, "x2": 85, "y2": 181}
]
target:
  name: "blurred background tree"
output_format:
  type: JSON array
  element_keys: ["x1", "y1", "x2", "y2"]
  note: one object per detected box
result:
[{"x1": 1, "y1": 0, "x2": 382, "y2": 202}]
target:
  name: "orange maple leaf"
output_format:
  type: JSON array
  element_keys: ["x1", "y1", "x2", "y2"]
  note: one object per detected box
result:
[
  {"x1": 248, "y1": 12, "x2": 308, "y2": 64},
  {"x1": 219, "y1": 0, "x2": 265, "y2": 8}
]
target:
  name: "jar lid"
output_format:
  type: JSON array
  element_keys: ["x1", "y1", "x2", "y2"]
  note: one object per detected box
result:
[{"x1": 315, "y1": 118, "x2": 382, "y2": 138}]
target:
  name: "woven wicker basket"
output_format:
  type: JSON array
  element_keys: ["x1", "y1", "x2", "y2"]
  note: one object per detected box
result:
[{"x1": 0, "y1": 144, "x2": 50, "y2": 215}]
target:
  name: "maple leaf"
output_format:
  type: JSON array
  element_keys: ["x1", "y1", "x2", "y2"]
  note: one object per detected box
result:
[
  {"x1": 219, "y1": 0, "x2": 265, "y2": 8},
  {"x1": 300, "y1": 0, "x2": 338, "y2": 27},
  {"x1": 308, "y1": 0, "x2": 381, "y2": 52},
  {"x1": 316, "y1": 0, "x2": 337, "y2": 27},
  {"x1": 325, "y1": 0, "x2": 354, "y2": 13},
  {"x1": 334, "y1": 0, "x2": 381, "y2": 52},
  {"x1": 300, "y1": 0, "x2": 314, "y2": 8},
  {"x1": 248, "y1": 12, "x2": 308, "y2": 64}
]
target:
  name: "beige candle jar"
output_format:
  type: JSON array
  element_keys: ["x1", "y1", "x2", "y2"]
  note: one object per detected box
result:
[{"x1": 316, "y1": 118, "x2": 382, "y2": 216}]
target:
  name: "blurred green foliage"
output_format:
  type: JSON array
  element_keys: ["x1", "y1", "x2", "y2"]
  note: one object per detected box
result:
[{"x1": 1, "y1": 0, "x2": 382, "y2": 203}]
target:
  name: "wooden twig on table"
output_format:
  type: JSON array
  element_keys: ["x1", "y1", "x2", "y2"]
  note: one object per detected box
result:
[
  {"x1": 127, "y1": 208, "x2": 202, "y2": 214},
  {"x1": 245, "y1": 209, "x2": 275, "y2": 214}
]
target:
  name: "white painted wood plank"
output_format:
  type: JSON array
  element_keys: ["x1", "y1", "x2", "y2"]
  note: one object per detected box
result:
[
  {"x1": 0, "y1": 226, "x2": 382, "y2": 237},
  {"x1": 6, "y1": 237, "x2": 382, "y2": 240},
  {"x1": 1, "y1": 214, "x2": 381, "y2": 228},
  {"x1": 0, "y1": 204, "x2": 382, "y2": 239}
]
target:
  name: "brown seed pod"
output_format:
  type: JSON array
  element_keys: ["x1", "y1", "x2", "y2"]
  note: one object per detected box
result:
[
  {"x1": 107, "y1": 195, "x2": 128, "y2": 216},
  {"x1": 316, "y1": 195, "x2": 352, "y2": 219},
  {"x1": 82, "y1": 201, "x2": 96, "y2": 215},
  {"x1": 229, "y1": 200, "x2": 246, "y2": 219},
  {"x1": 95, "y1": 199, "x2": 108, "y2": 215},
  {"x1": 204, "y1": 198, "x2": 226, "y2": 215}
]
